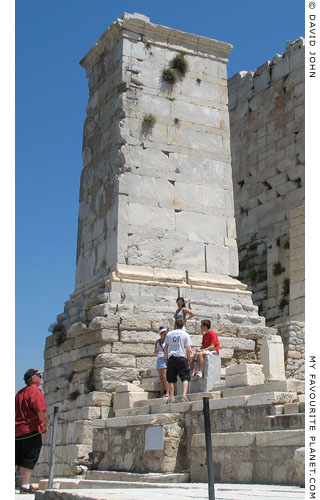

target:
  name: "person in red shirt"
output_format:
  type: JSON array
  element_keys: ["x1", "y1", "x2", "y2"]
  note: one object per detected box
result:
[
  {"x1": 15, "y1": 368, "x2": 49, "y2": 494},
  {"x1": 190, "y1": 319, "x2": 220, "y2": 378}
]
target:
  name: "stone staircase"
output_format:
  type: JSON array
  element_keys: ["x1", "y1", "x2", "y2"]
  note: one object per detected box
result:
[
  {"x1": 91, "y1": 378, "x2": 304, "y2": 485},
  {"x1": 39, "y1": 471, "x2": 190, "y2": 491},
  {"x1": 37, "y1": 377, "x2": 304, "y2": 491}
]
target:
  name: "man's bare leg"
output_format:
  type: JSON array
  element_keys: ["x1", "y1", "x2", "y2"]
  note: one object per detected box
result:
[
  {"x1": 169, "y1": 383, "x2": 175, "y2": 399},
  {"x1": 21, "y1": 467, "x2": 32, "y2": 487},
  {"x1": 182, "y1": 380, "x2": 189, "y2": 397}
]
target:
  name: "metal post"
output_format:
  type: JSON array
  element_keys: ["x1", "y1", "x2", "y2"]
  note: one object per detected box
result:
[
  {"x1": 48, "y1": 406, "x2": 59, "y2": 489},
  {"x1": 203, "y1": 397, "x2": 215, "y2": 500}
]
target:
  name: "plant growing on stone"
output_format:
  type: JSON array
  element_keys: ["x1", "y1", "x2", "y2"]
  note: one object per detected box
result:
[
  {"x1": 162, "y1": 67, "x2": 177, "y2": 84},
  {"x1": 282, "y1": 278, "x2": 290, "y2": 297},
  {"x1": 273, "y1": 262, "x2": 285, "y2": 276},
  {"x1": 55, "y1": 330, "x2": 66, "y2": 346},
  {"x1": 279, "y1": 297, "x2": 289, "y2": 311},
  {"x1": 68, "y1": 390, "x2": 80, "y2": 401},
  {"x1": 142, "y1": 113, "x2": 156, "y2": 128},
  {"x1": 84, "y1": 299, "x2": 98, "y2": 311},
  {"x1": 85, "y1": 368, "x2": 95, "y2": 393},
  {"x1": 170, "y1": 52, "x2": 189, "y2": 75},
  {"x1": 67, "y1": 372, "x2": 75, "y2": 383},
  {"x1": 48, "y1": 322, "x2": 65, "y2": 334}
]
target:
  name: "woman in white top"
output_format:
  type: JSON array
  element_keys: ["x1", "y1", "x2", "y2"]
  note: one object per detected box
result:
[{"x1": 154, "y1": 327, "x2": 170, "y2": 399}]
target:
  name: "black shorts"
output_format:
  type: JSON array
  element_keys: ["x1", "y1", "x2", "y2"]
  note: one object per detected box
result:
[
  {"x1": 15, "y1": 431, "x2": 42, "y2": 470},
  {"x1": 166, "y1": 356, "x2": 191, "y2": 383}
]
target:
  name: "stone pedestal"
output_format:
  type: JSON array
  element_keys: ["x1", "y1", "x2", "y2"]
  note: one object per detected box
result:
[
  {"x1": 225, "y1": 363, "x2": 265, "y2": 388},
  {"x1": 177, "y1": 353, "x2": 221, "y2": 394},
  {"x1": 261, "y1": 335, "x2": 286, "y2": 381}
]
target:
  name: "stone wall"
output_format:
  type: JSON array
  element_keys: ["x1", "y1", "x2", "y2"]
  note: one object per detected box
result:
[
  {"x1": 228, "y1": 38, "x2": 305, "y2": 326},
  {"x1": 278, "y1": 321, "x2": 305, "y2": 380},
  {"x1": 92, "y1": 399, "x2": 304, "y2": 485},
  {"x1": 34, "y1": 391, "x2": 113, "y2": 479},
  {"x1": 289, "y1": 206, "x2": 305, "y2": 322}
]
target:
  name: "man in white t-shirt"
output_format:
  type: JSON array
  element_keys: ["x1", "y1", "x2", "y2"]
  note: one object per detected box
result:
[{"x1": 164, "y1": 318, "x2": 192, "y2": 403}]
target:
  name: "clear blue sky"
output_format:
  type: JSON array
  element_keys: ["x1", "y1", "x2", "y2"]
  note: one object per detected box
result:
[{"x1": 15, "y1": 0, "x2": 304, "y2": 391}]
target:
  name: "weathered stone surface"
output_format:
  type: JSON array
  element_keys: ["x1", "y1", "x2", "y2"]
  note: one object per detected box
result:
[
  {"x1": 94, "y1": 353, "x2": 136, "y2": 368},
  {"x1": 89, "y1": 316, "x2": 120, "y2": 330},
  {"x1": 222, "y1": 379, "x2": 304, "y2": 398},
  {"x1": 246, "y1": 392, "x2": 298, "y2": 406},
  {"x1": 261, "y1": 335, "x2": 286, "y2": 381},
  {"x1": 229, "y1": 38, "x2": 304, "y2": 326},
  {"x1": 180, "y1": 353, "x2": 221, "y2": 394},
  {"x1": 226, "y1": 363, "x2": 265, "y2": 387},
  {"x1": 294, "y1": 447, "x2": 305, "y2": 487},
  {"x1": 113, "y1": 391, "x2": 149, "y2": 411},
  {"x1": 112, "y1": 342, "x2": 155, "y2": 356},
  {"x1": 74, "y1": 329, "x2": 119, "y2": 348},
  {"x1": 66, "y1": 322, "x2": 88, "y2": 338},
  {"x1": 115, "y1": 383, "x2": 145, "y2": 393}
]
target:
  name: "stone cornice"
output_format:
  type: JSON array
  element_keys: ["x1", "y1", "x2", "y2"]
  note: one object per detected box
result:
[
  {"x1": 80, "y1": 12, "x2": 233, "y2": 71},
  {"x1": 70, "y1": 263, "x2": 250, "y2": 300}
]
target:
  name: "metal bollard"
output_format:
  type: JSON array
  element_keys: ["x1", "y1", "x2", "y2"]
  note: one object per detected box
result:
[
  {"x1": 48, "y1": 406, "x2": 59, "y2": 489},
  {"x1": 203, "y1": 397, "x2": 215, "y2": 500}
]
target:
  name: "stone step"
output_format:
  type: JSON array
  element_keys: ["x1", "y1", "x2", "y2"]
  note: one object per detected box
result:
[
  {"x1": 265, "y1": 413, "x2": 305, "y2": 430},
  {"x1": 39, "y1": 478, "x2": 190, "y2": 491},
  {"x1": 85, "y1": 470, "x2": 190, "y2": 483},
  {"x1": 115, "y1": 405, "x2": 151, "y2": 417},
  {"x1": 134, "y1": 391, "x2": 221, "y2": 408},
  {"x1": 192, "y1": 428, "x2": 305, "y2": 448},
  {"x1": 104, "y1": 390, "x2": 299, "y2": 420},
  {"x1": 39, "y1": 478, "x2": 80, "y2": 490},
  {"x1": 93, "y1": 412, "x2": 182, "y2": 430},
  {"x1": 117, "y1": 394, "x2": 303, "y2": 421},
  {"x1": 221, "y1": 379, "x2": 305, "y2": 398}
]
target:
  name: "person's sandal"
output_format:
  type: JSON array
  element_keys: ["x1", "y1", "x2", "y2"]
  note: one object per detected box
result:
[
  {"x1": 166, "y1": 397, "x2": 176, "y2": 404},
  {"x1": 20, "y1": 485, "x2": 38, "y2": 494}
]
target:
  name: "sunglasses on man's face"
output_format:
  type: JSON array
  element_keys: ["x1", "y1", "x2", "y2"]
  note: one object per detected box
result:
[{"x1": 35, "y1": 373, "x2": 42, "y2": 378}]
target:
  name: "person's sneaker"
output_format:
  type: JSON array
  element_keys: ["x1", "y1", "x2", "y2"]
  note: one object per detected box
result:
[
  {"x1": 195, "y1": 371, "x2": 203, "y2": 379},
  {"x1": 167, "y1": 397, "x2": 175, "y2": 404},
  {"x1": 180, "y1": 395, "x2": 189, "y2": 403},
  {"x1": 20, "y1": 485, "x2": 38, "y2": 494}
]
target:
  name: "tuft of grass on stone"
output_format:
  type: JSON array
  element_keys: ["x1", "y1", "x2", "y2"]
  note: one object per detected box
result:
[
  {"x1": 279, "y1": 298, "x2": 289, "y2": 311},
  {"x1": 162, "y1": 67, "x2": 177, "y2": 84},
  {"x1": 170, "y1": 53, "x2": 189, "y2": 75},
  {"x1": 84, "y1": 300, "x2": 98, "y2": 312},
  {"x1": 282, "y1": 278, "x2": 290, "y2": 297},
  {"x1": 68, "y1": 390, "x2": 80, "y2": 401},
  {"x1": 143, "y1": 113, "x2": 156, "y2": 128},
  {"x1": 48, "y1": 322, "x2": 65, "y2": 334},
  {"x1": 273, "y1": 262, "x2": 285, "y2": 276},
  {"x1": 85, "y1": 368, "x2": 95, "y2": 394},
  {"x1": 67, "y1": 372, "x2": 75, "y2": 383}
]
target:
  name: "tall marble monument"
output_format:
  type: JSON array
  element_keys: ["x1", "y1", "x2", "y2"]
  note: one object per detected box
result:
[{"x1": 63, "y1": 12, "x2": 263, "y2": 330}]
